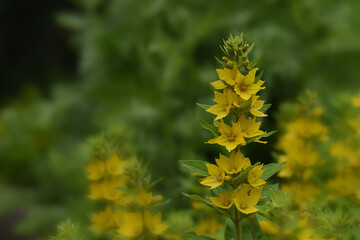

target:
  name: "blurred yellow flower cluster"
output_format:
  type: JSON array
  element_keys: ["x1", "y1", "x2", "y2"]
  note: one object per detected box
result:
[
  {"x1": 86, "y1": 136, "x2": 168, "y2": 239},
  {"x1": 276, "y1": 93, "x2": 328, "y2": 204}
]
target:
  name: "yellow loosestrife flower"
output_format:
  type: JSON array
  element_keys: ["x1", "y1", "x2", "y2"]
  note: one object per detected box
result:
[
  {"x1": 234, "y1": 184, "x2": 262, "y2": 214},
  {"x1": 206, "y1": 89, "x2": 238, "y2": 120},
  {"x1": 137, "y1": 189, "x2": 153, "y2": 206},
  {"x1": 234, "y1": 68, "x2": 263, "y2": 100},
  {"x1": 200, "y1": 164, "x2": 225, "y2": 189},
  {"x1": 86, "y1": 161, "x2": 105, "y2": 180},
  {"x1": 106, "y1": 154, "x2": 125, "y2": 176},
  {"x1": 214, "y1": 67, "x2": 238, "y2": 87},
  {"x1": 118, "y1": 212, "x2": 143, "y2": 238},
  {"x1": 247, "y1": 165, "x2": 266, "y2": 188},
  {"x1": 208, "y1": 189, "x2": 237, "y2": 209},
  {"x1": 144, "y1": 211, "x2": 169, "y2": 235},
  {"x1": 215, "y1": 151, "x2": 250, "y2": 174},
  {"x1": 208, "y1": 120, "x2": 245, "y2": 152},
  {"x1": 250, "y1": 95, "x2": 267, "y2": 117},
  {"x1": 239, "y1": 114, "x2": 265, "y2": 138}
]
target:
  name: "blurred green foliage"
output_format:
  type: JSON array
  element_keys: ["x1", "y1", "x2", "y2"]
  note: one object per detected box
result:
[{"x1": 1, "y1": 0, "x2": 360, "y2": 238}]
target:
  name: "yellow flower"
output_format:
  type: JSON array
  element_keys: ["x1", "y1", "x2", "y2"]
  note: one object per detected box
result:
[
  {"x1": 250, "y1": 95, "x2": 267, "y2": 117},
  {"x1": 145, "y1": 211, "x2": 168, "y2": 235},
  {"x1": 239, "y1": 114, "x2": 265, "y2": 138},
  {"x1": 259, "y1": 220, "x2": 279, "y2": 235},
  {"x1": 208, "y1": 189, "x2": 237, "y2": 209},
  {"x1": 86, "y1": 161, "x2": 105, "y2": 180},
  {"x1": 137, "y1": 189, "x2": 153, "y2": 206},
  {"x1": 215, "y1": 151, "x2": 250, "y2": 174},
  {"x1": 247, "y1": 165, "x2": 266, "y2": 188},
  {"x1": 214, "y1": 66, "x2": 238, "y2": 87},
  {"x1": 90, "y1": 206, "x2": 114, "y2": 234},
  {"x1": 208, "y1": 120, "x2": 245, "y2": 152},
  {"x1": 106, "y1": 154, "x2": 125, "y2": 176},
  {"x1": 234, "y1": 184, "x2": 262, "y2": 214},
  {"x1": 206, "y1": 89, "x2": 238, "y2": 120},
  {"x1": 200, "y1": 164, "x2": 225, "y2": 189},
  {"x1": 234, "y1": 68, "x2": 263, "y2": 100},
  {"x1": 118, "y1": 212, "x2": 143, "y2": 238}
]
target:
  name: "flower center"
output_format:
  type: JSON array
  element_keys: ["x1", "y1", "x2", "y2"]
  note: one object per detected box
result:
[
  {"x1": 240, "y1": 83, "x2": 248, "y2": 92},
  {"x1": 216, "y1": 174, "x2": 223, "y2": 182},
  {"x1": 222, "y1": 103, "x2": 229, "y2": 111},
  {"x1": 223, "y1": 199, "x2": 232, "y2": 206},
  {"x1": 239, "y1": 202, "x2": 248, "y2": 209},
  {"x1": 227, "y1": 134, "x2": 235, "y2": 142}
]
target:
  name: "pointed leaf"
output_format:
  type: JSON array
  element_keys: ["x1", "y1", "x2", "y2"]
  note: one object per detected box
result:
[
  {"x1": 260, "y1": 162, "x2": 286, "y2": 181},
  {"x1": 254, "y1": 70, "x2": 263, "y2": 84},
  {"x1": 241, "y1": 43, "x2": 255, "y2": 58},
  {"x1": 198, "y1": 118, "x2": 219, "y2": 137},
  {"x1": 224, "y1": 218, "x2": 236, "y2": 240},
  {"x1": 179, "y1": 160, "x2": 209, "y2": 176},
  {"x1": 196, "y1": 103, "x2": 213, "y2": 110}
]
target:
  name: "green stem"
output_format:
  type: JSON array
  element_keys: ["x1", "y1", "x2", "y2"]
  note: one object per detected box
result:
[{"x1": 234, "y1": 208, "x2": 241, "y2": 240}]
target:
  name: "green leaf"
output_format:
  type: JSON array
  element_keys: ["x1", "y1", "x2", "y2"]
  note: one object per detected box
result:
[
  {"x1": 241, "y1": 43, "x2": 255, "y2": 58},
  {"x1": 239, "y1": 97, "x2": 252, "y2": 111},
  {"x1": 248, "y1": 56, "x2": 260, "y2": 69},
  {"x1": 196, "y1": 103, "x2": 212, "y2": 110},
  {"x1": 260, "y1": 162, "x2": 286, "y2": 180},
  {"x1": 184, "y1": 232, "x2": 216, "y2": 240},
  {"x1": 198, "y1": 118, "x2": 219, "y2": 137},
  {"x1": 260, "y1": 130, "x2": 278, "y2": 138},
  {"x1": 182, "y1": 193, "x2": 224, "y2": 214},
  {"x1": 260, "y1": 104, "x2": 271, "y2": 113},
  {"x1": 246, "y1": 130, "x2": 278, "y2": 144},
  {"x1": 224, "y1": 218, "x2": 235, "y2": 240},
  {"x1": 254, "y1": 70, "x2": 263, "y2": 84},
  {"x1": 179, "y1": 160, "x2": 209, "y2": 176}
]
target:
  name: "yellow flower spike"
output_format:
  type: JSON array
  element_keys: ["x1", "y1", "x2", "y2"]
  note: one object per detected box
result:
[
  {"x1": 216, "y1": 66, "x2": 238, "y2": 86},
  {"x1": 137, "y1": 189, "x2": 153, "y2": 206},
  {"x1": 239, "y1": 114, "x2": 265, "y2": 138},
  {"x1": 106, "y1": 154, "x2": 125, "y2": 176},
  {"x1": 215, "y1": 151, "x2": 249, "y2": 174},
  {"x1": 86, "y1": 161, "x2": 105, "y2": 180},
  {"x1": 247, "y1": 165, "x2": 266, "y2": 188},
  {"x1": 200, "y1": 164, "x2": 225, "y2": 189},
  {"x1": 88, "y1": 182, "x2": 104, "y2": 200},
  {"x1": 208, "y1": 189, "x2": 237, "y2": 209},
  {"x1": 208, "y1": 120, "x2": 245, "y2": 152},
  {"x1": 118, "y1": 212, "x2": 143, "y2": 238},
  {"x1": 234, "y1": 184, "x2": 262, "y2": 214},
  {"x1": 206, "y1": 89, "x2": 234, "y2": 120},
  {"x1": 234, "y1": 68, "x2": 263, "y2": 100},
  {"x1": 144, "y1": 211, "x2": 168, "y2": 235},
  {"x1": 259, "y1": 220, "x2": 279, "y2": 235},
  {"x1": 250, "y1": 95, "x2": 267, "y2": 117}
]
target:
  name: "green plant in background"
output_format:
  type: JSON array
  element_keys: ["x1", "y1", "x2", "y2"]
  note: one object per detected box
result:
[
  {"x1": 181, "y1": 34, "x2": 283, "y2": 240},
  {"x1": 2, "y1": 0, "x2": 360, "y2": 238}
]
